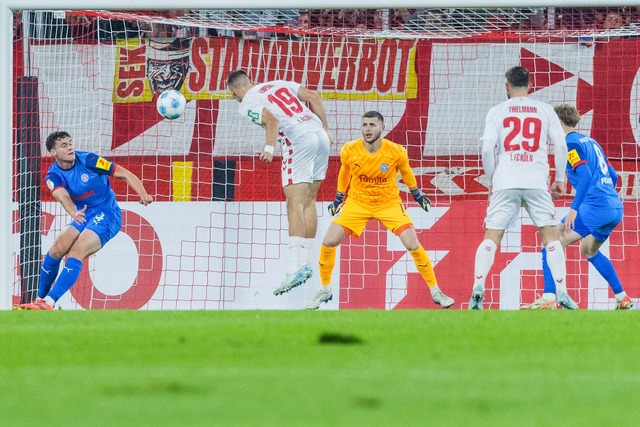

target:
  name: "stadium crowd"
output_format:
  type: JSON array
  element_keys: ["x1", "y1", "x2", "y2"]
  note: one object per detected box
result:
[{"x1": 16, "y1": 7, "x2": 640, "y2": 42}]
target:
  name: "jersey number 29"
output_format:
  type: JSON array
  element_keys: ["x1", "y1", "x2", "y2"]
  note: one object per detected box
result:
[{"x1": 503, "y1": 116, "x2": 542, "y2": 152}]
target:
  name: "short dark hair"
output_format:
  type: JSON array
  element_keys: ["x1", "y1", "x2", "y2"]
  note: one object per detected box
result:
[
  {"x1": 505, "y1": 66, "x2": 530, "y2": 88},
  {"x1": 46, "y1": 131, "x2": 71, "y2": 151},
  {"x1": 362, "y1": 110, "x2": 384, "y2": 123},
  {"x1": 226, "y1": 69, "x2": 249, "y2": 88}
]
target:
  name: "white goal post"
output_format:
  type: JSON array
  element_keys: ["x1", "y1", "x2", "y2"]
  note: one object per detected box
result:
[{"x1": 2, "y1": 1, "x2": 639, "y2": 310}]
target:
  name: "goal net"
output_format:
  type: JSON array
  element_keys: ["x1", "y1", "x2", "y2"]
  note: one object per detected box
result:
[{"x1": 10, "y1": 6, "x2": 640, "y2": 310}]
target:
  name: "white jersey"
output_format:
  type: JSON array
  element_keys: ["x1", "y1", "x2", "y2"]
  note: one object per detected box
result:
[
  {"x1": 480, "y1": 96, "x2": 567, "y2": 192},
  {"x1": 239, "y1": 80, "x2": 324, "y2": 142}
]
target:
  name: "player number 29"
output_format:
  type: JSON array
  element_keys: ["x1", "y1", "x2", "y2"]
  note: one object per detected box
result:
[
  {"x1": 268, "y1": 88, "x2": 303, "y2": 117},
  {"x1": 503, "y1": 116, "x2": 542, "y2": 152}
]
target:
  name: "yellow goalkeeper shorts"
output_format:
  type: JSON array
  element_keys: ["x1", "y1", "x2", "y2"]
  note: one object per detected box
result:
[{"x1": 333, "y1": 198, "x2": 414, "y2": 237}]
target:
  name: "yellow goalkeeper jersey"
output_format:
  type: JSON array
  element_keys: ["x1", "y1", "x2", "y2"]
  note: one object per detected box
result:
[{"x1": 337, "y1": 137, "x2": 418, "y2": 207}]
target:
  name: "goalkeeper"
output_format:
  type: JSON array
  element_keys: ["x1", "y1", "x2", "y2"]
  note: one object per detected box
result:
[{"x1": 305, "y1": 111, "x2": 454, "y2": 309}]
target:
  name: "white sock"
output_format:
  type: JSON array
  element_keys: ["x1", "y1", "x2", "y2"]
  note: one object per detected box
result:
[
  {"x1": 43, "y1": 295, "x2": 55, "y2": 306},
  {"x1": 542, "y1": 292, "x2": 556, "y2": 301},
  {"x1": 473, "y1": 239, "x2": 497, "y2": 290},
  {"x1": 429, "y1": 285, "x2": 441, "y2": 296},
  {"x1": 288, "y1": 236, "x2": 305, "y2": 274},
  {"x1": 301, "y1": 237, "x2": 315, "y2": 267},
  {"x1": 545, "y1": 240, "x2": 567, "y2": 292},
  {"x1": 615, "y1": 291, "x2": 627, "y2": 302}
]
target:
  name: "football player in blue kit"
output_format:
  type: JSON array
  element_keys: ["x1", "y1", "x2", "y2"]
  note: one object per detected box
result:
[
  {"x1": 522, "y1": 104, "x2": 633, "y2": 310},
  {"x1": 20, "y1": 131, "x2": 153, "y2": 310}
]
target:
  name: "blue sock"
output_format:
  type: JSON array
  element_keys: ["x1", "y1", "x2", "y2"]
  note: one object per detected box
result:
[
  {"x1": 587, "y1": 252, "x2": 624, "y2": 294},
  {"x1": 38, "y1": 253, "x2": 62, "y2": 299},
  {"x1": 47, "y1": 257, "x2": 83, "y2": 303},
  {"x1": 541, "y1": 248, "x2": 555, "y2": 294}
]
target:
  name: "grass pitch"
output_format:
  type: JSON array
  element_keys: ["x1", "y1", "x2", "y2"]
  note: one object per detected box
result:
[{"x1": 2, "y1": 310, "x2": 639, "y2": 426}]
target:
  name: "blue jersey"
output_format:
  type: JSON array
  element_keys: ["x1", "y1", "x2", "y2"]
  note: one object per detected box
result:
[
  {"x1": 565, "y1": 132, "x2": 621, "y2": 211},
  {"x1": 45, "y1": 151, "x2": 119, "y2": 214}
]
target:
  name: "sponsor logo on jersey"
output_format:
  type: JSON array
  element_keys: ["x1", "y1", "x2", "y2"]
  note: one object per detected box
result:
[
  {"x1": 567, "y1": 149, "x2": 581, "y2": 167},
  {"x1": 359, "y1": 175, "x2": 387, "y2": 184},
  {"x1": 96, "y1": 157, "x2": 112, "y2": 171},
  {"x1": 247, "y1": 110, "x2": 260, "y2": 124}
]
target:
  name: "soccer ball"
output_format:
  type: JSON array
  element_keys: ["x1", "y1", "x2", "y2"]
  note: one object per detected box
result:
[{"x1": 156, "y1": 90, "x2": 187, "y2": 120}]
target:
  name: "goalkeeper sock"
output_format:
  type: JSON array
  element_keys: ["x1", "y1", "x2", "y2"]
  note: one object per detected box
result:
[
  {"x1": 409, "y1": 245, "x2": 437, "y2": 287},
  {"x1": 38, "y1": 253, "x2": 62, "y2": 299},
  {"x1": 288, "y1": 236, "x2": 305, "y2": 273},
  {"x1": 47, "y1": 257, "x2": 83, "y2": 303},
  {"x1": 473, "y1": 239, "x2": 497, "y2": 290},
  {"x1": 587, "y1": 251, "x2": 623, "y2": 294},
  {"x1": 544, "y1": 240, "x2": 567, "y2": 293},
  {"x1": 318, "y1": 245, "x2": 336, "y2": 286}
]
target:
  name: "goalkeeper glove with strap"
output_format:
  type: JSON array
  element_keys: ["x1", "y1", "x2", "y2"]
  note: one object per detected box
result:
[
  {"x1": 328, "y1": 192, "x2": 346, "y2": 216},
  {"x1": 411, "y1": 188, "x2": 431, "y2": 212}
]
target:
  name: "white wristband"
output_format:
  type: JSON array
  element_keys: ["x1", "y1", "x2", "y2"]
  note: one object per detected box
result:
[{"x1": 263, "y1": 145, "x2": 274, "y2": 155}]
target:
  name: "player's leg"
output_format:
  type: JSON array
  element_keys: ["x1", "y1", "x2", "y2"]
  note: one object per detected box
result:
[
  {"x1": 380, "y1": 203, "x2": 454, "y2": 308},
  {"x1": 300, "y1": 130, "x2": 329, "y2": 270},
  {"x1": 400, "y1": 227, "x2": 454, "y2": 308},
  {"x1": 45, "y1": 228, "x2": 103, "y2": 305},
  {"x1": 305, "y1": 223, "x2": 346, "y2": 310},
  {"x1": 525, "y1": 222, "x2": 580, "y2": 309},
  {"x1": 277, "y1": 132, "x2": 328, "y2": 296},
  {"x1": 44, "y1": 208, "x2": 120, "y2": 307},
  {"x1": 275, "y1": 182, "x2": 317, "y2": 295},
  {"x1": 524, "y1": 189, "x2": 576, "y2": 309},
  {"x1": 306, "y1": 199, "x2": 365, "y2": 309},
  {"x1": 20, "y1": 224, "x2": 82, "y2": 310},
  {"x1": 538, "y1": 225, "x2": 576, "y2": 309},
  {"x1": 580, "y1": 207, "x2": 631, "y2": 309},
  {"x1": 469, "y1": 229, "x2": 503, "y2": 309},
  {"x1": 39, "y1": 225, "x2": 81, "y2": 298},
  {"x1": 469, "y1": 190, "x2": 517, "y2": 309}
]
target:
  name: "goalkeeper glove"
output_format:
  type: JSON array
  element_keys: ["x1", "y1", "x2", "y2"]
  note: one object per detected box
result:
[
  {"x1": 411, "y1": 188, "x2": 431, "y2": 212},
  {"x1": 328, "y1": 192, "x2": 346, "y2": 216}
]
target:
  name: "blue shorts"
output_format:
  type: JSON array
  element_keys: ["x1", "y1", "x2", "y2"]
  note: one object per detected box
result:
[
  {"x1": 69, "y1": 205, "x2": 122, "y2": 247},
  {"x1": 563, "y1": 206, "x2": 623, "y2": 241}
]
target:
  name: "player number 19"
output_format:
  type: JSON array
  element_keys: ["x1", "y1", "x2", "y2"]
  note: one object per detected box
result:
[{"x1": 267, "y1": 88, "x2": 303, "y2": 117}]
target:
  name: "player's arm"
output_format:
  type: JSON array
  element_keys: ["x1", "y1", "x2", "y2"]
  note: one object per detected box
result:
[
  {"x1": 480, "y1": 136, "x2": 496, "y2": 190},
  {"x1": 298, "y1": 86, "x2": 334, "y2": 144},
  {"x1": 52, "y1": 187, "x2": 87, "y2": 223},
  {"x1": 563, "y1": 163, "x2": 589, "y2": 232},
  {"x1": 259, "y1": 107, "x2": 279, "y2": 163},
  {"x1": 399, "y1": 150, "x2": 431, "y2": 212},
  {"x1": 113, "y1": 165, "x2": 153, "y2": 206},
  {"x1": 328, "y1": 160, "x2": 351, "y2": 216},
  {"x1": 479, "y1": 114, "x2": 498, "y2": 193},
  {"x1": 608, "y1": 164, "x2": 618, "y2": 187},
  {"x1": 549, "y1": 114, "x2": 568, "y2": 199}
]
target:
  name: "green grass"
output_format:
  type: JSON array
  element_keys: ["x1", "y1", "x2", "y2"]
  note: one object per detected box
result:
[{"x1": 2, "y1": 310, "x2": 639, "y2": 426}]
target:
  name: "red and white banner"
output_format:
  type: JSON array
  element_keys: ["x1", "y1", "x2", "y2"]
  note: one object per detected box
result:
[{"x1": 12, "y1": 35, "x2": 640, "y2": 309}]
